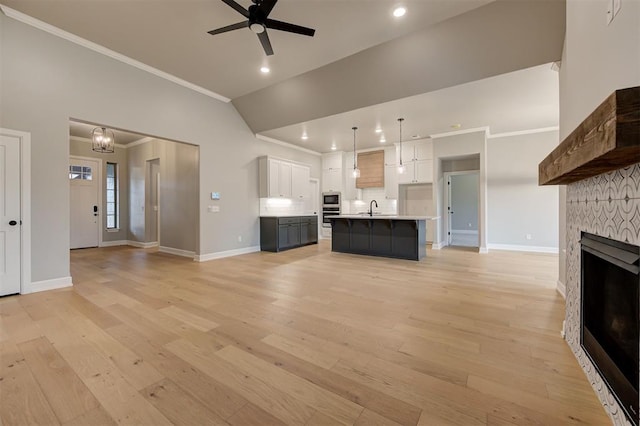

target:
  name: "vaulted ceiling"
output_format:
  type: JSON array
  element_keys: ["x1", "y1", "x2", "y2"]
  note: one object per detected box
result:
[{"x1": 2, "y1": 0, "x2": 565, "y2": 152}]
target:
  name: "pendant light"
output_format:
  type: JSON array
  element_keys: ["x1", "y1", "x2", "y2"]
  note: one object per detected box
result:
[
  {"x1": 352, "y1": 126, "x2": 360, "y2": 178},
  {"x1": 397, "y1": 118, "x2": 405, "y2": 174},
  {"x1": 91, "y1": 127, "x2": 115, "y2": 153}
]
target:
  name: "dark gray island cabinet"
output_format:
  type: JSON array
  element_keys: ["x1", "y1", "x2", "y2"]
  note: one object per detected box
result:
[
  {"x1": 330, "y1": 216, "x2": 428, "y2": 260},
  {"x1": 260, "y1": 216, "x2": 318, "y2": 252}
]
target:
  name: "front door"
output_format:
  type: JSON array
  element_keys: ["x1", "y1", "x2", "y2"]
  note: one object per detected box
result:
[
  {"x1": 0, "y1": 135, "x2": 22, "y2": 296},
  {"x1": 70, "y1": 157, "x2": 100, "y2": 249}
]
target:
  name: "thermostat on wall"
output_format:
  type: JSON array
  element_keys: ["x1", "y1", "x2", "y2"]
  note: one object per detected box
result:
[{"x1": 211, "y1": 192, "x2": 220, "y2": 200}]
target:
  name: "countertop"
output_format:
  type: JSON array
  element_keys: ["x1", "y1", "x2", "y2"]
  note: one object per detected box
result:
[
  {"x1": 260, "y1": 214, "x2": 317, "y2": 218},
  {"x1": 331, "y1": 215, "x2": 439, "y2": 220}
]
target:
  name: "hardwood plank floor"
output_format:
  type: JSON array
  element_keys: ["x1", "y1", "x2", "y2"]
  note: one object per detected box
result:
[{"x1": 0, "y1": 241, "x2": 610, "y2": 425}]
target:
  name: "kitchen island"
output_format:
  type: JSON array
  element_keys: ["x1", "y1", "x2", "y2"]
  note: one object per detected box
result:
[{"x1": 330, "y1": 215, "x2": 436, "y2": 261}]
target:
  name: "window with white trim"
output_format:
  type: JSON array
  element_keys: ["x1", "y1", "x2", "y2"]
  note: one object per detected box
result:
[{"x1": 106, "y1": 162, "x2": 118, "y2": 229}]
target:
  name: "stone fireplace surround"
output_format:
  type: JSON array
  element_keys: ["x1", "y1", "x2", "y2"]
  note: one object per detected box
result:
[{"x1": 565, "y1": 162, "x2": 640, "y2": 425}]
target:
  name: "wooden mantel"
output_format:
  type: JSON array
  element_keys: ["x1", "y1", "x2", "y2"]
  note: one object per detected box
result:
[{"x1": 539, "y1": 86, "x2": 639, "y2": 185}]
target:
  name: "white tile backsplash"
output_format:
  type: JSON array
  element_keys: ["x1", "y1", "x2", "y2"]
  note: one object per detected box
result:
[
  {"x1": 344, "y1": 188, "x2": 397, "y2": 214},
  {"x1": 259, "y1": 198, "x2": 306, "y2": 216}
]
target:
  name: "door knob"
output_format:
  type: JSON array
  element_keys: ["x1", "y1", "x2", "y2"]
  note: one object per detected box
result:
[{"x1": 9, "y1": 220, "x2": 17, "y2": 226}]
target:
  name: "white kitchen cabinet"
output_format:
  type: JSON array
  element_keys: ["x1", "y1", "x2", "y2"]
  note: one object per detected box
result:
[
  {"x1": 321, "y1": 152, "x2": 344, "y2": 193},
  {"x1": 384, "y1": 164, "x2": 398, "y2": 199},
  {"x1": 291, "y1": 164, "x2": 310, "y2": 199},
  {"x1": 322, "y1": 167, "x2": 342, "y2": 193},
  {"x1": 397, "y1": 159, "x2": 433, "y2": 184},
  {"x1": 259, "y1": 156, "x2": 310, "y2": 199},
  {"x1": 396, "y1": 140, "x2": 433, "y2": 184},
  {"x1": 384, "y1": 146, "x2": 397, "y2": 166}
]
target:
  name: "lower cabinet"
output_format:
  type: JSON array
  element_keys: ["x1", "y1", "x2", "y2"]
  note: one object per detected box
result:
[{"x1": 261, "y1": 216, "x2": 318, "y2": 252}]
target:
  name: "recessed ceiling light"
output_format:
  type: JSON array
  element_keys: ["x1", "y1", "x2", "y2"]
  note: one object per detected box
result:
[
  {"x1": 301, "y1": 134, "x2": 309, "y2": 140},
  {"x1": 260, "y1": 66, "x2": 270, "y2": 74},
  {"x1": 380, "y1": 136, "x2": 386, "y2": 143},
  {"x1": 375, "y1": 128, "x2": 382, "y2": 133},
  {"x1": 393, "y1": 7, "x2": 406, "y2": 17},
  {"x1": 331, "y1": 145, "x2": 337, "y2": 151}
]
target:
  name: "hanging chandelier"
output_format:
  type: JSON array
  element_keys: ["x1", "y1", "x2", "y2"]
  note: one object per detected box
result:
[{"x1": 91, "y1": 127, "x2": 115, "y2": 153}]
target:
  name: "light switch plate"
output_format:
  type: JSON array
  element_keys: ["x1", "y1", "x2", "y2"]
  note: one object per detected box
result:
[{"x1": 208, "y1": 205, "x2": 220, "y2": 213}]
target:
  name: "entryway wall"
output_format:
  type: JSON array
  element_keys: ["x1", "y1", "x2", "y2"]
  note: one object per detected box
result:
[{"x1": 128, "y1": 138, "x2": 198, "y2": 256}]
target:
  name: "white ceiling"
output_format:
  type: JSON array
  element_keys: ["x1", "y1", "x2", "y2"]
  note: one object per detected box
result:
[
  {"x1": 4, "y1": 1, "x2": 561, "y2": 155},
  {"x1": 261, "y1": 63, "x2": 559, "y2": 152}
]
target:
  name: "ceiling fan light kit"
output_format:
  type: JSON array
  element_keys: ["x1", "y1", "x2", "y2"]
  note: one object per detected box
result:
[{"x1": 208, "y1": 0, "x2": 316, "y2": 56}]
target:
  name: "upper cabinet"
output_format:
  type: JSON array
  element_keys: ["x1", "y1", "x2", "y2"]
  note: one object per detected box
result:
[
  {"x1": 321, "y1": 152, "x2": 344, "y2": 193},
  {"x1": 259, "y1": 156, "x2": 310, "y2": 199},
  {"x1": 396, "y1": 140, "x2": 434, "y2": 184},
  {"x1": 291, "y1": 164, "x2": 310, "y2": 199}
]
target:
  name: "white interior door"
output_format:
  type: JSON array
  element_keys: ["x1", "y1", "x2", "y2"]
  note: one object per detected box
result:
[
  {"x1": 70, "y1": 157, "x2": 100, "y2": 249},
  {"x1": 0, "y1": 135, "x2": 21, "y2": 296}
]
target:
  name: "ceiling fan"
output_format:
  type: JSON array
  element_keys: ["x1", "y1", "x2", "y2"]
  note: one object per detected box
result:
[{"x1": 208, "y1": 0, "x2": 316, "y2": 56}]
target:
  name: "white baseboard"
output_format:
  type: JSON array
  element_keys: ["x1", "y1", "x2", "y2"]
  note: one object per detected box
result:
[
  {"x1": 557, "y1": 279, "x2": 566, "y2": 299},
  {"x1": 451, "y1": 229, "x2": 478, "y2": 235},
  {"x1": 127, "y1": 240, "x2": 159, "y2": 249},
  {"x1": 479, "y1": 246, "x2": 489, "y2": 254},
  {"x1": 196, "y1": 245, "x2": 260, "y2": 262},
  {"x1": 27, "y1": 276, "x2": 73, "y2": 294},
  {"x1": 159, "y1": 246, "x2": 195, "y2": 259},
  {"x1": 487, "y1": 243, "x2": 559, "y2": 254},
  {"x1": 431, "y1": 242, "x2": 445, "y2": 250},
  {"x1": 100, "y1": 240, "x2": 128, "y2": 247}
]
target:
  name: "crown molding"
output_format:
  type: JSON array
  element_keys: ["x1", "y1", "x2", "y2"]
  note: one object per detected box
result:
[
  {"x1": 255, "y1": 134, "x2": 321, "y2": 156},
  {"x1": 429, "y1": 126, "x2": 489, "y2": 139},
  {"x1": 0, "y1": 5, "x2": 230, "y2": 103},
  {"x1": 488, "y1": 126, "x2": 559, "y2": 139}
]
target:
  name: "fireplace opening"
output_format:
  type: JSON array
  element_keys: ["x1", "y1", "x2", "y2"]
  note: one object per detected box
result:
[{"x1": 581, "y1": 232, "x2": 639, "y2": 425}]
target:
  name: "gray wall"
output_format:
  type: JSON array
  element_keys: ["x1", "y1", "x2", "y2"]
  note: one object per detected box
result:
[
  {"x1": 487, "y1": 131, "x2": 559, "y2": 249},
  {"x1": 69, "y1": 139, "x2": 129, "y2": 244},
  {"x1": 450, "y1": 173, "x2": 478, "y2": 231},
  {"x1": 0, "y1": 14, "x2": 321, "y2": 283},
  {"x1": 557, "y1": 0, "x2": 640, "y2": 288},
  {"x1": 128, "y1": 139, "x2": 199, "y2": 252}
]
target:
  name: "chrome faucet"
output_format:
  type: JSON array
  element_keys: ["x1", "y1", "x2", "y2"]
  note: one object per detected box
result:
[{"x1": 368, "y1": 199, "x2": 378, "y2": 216}]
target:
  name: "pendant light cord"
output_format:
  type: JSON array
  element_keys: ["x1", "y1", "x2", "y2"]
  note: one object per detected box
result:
[{"x1": 398, "y1": 118, "x2": 404, "y2": 166}]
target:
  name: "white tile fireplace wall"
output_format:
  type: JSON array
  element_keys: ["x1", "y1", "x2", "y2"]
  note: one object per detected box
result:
[{"x1": 565, "y1": 162, "x2": 640, "y2": 425}]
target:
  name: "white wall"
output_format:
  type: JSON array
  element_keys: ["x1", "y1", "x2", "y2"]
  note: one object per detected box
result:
[
  {"x1": 0, "y1": 14, "x2": 321, "y2": 283},
  {"x1": 487, "y1": 130, "x2": 559, "y2": 250},
  {"x1": 558, "y1": 0, "x2": 640, "y2": 288}
]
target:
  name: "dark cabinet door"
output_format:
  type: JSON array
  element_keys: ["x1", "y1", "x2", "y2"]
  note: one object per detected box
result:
[
  {"x1": 287, "y1": 224, "x2": 301, "y2": 247},
  {"x1": 278, "y1": 225, "x2": 290, "y2": 249}
]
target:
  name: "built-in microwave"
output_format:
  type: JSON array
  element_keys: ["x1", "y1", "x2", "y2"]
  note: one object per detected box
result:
[{"x1": 322, "y1": 192, "x2": 341, "y2": 206}]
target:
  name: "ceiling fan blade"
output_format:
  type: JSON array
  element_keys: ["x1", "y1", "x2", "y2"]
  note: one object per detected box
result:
[
  {"x1": 265, "y1": 18, "x2": 315, "y2": 37},
  {"x1": 208, "y1": 21, "x2": 248, "y2": 35},
  {"x1": 257, "y1": 31, "x2": 274, "y2": 56},
  {"x1": 221, "y1": 0, "x2": 249, "y2": 18},
  {"x1": 258, "y1": 0, "x2": 278, "y2": 17}
]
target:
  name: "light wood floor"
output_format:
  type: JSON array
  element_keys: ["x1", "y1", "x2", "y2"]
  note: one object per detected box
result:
[{"x1": 1, "y1": 241, "x2": 610, "y2": 425}]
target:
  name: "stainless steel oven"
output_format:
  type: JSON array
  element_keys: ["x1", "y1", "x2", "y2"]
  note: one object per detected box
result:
[
  {"x1": 322, "y1": 192, "x2": 341, "y2": 206},
  {"x1": 321, "y1": 192, "x2": 341, "y2": 228}
]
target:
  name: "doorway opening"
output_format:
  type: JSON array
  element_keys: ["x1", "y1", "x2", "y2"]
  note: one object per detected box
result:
[
  {"x1": 68, "y1": 119, "x2": 199, "y2": 258},
  {"x1": 442, "y1": 155, "x2": 480, "y2": 248}
]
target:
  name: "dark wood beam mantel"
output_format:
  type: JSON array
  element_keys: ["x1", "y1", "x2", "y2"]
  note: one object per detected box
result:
[{"x1": 539, "y1": 86, "x2": 639, "y2": 185}]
